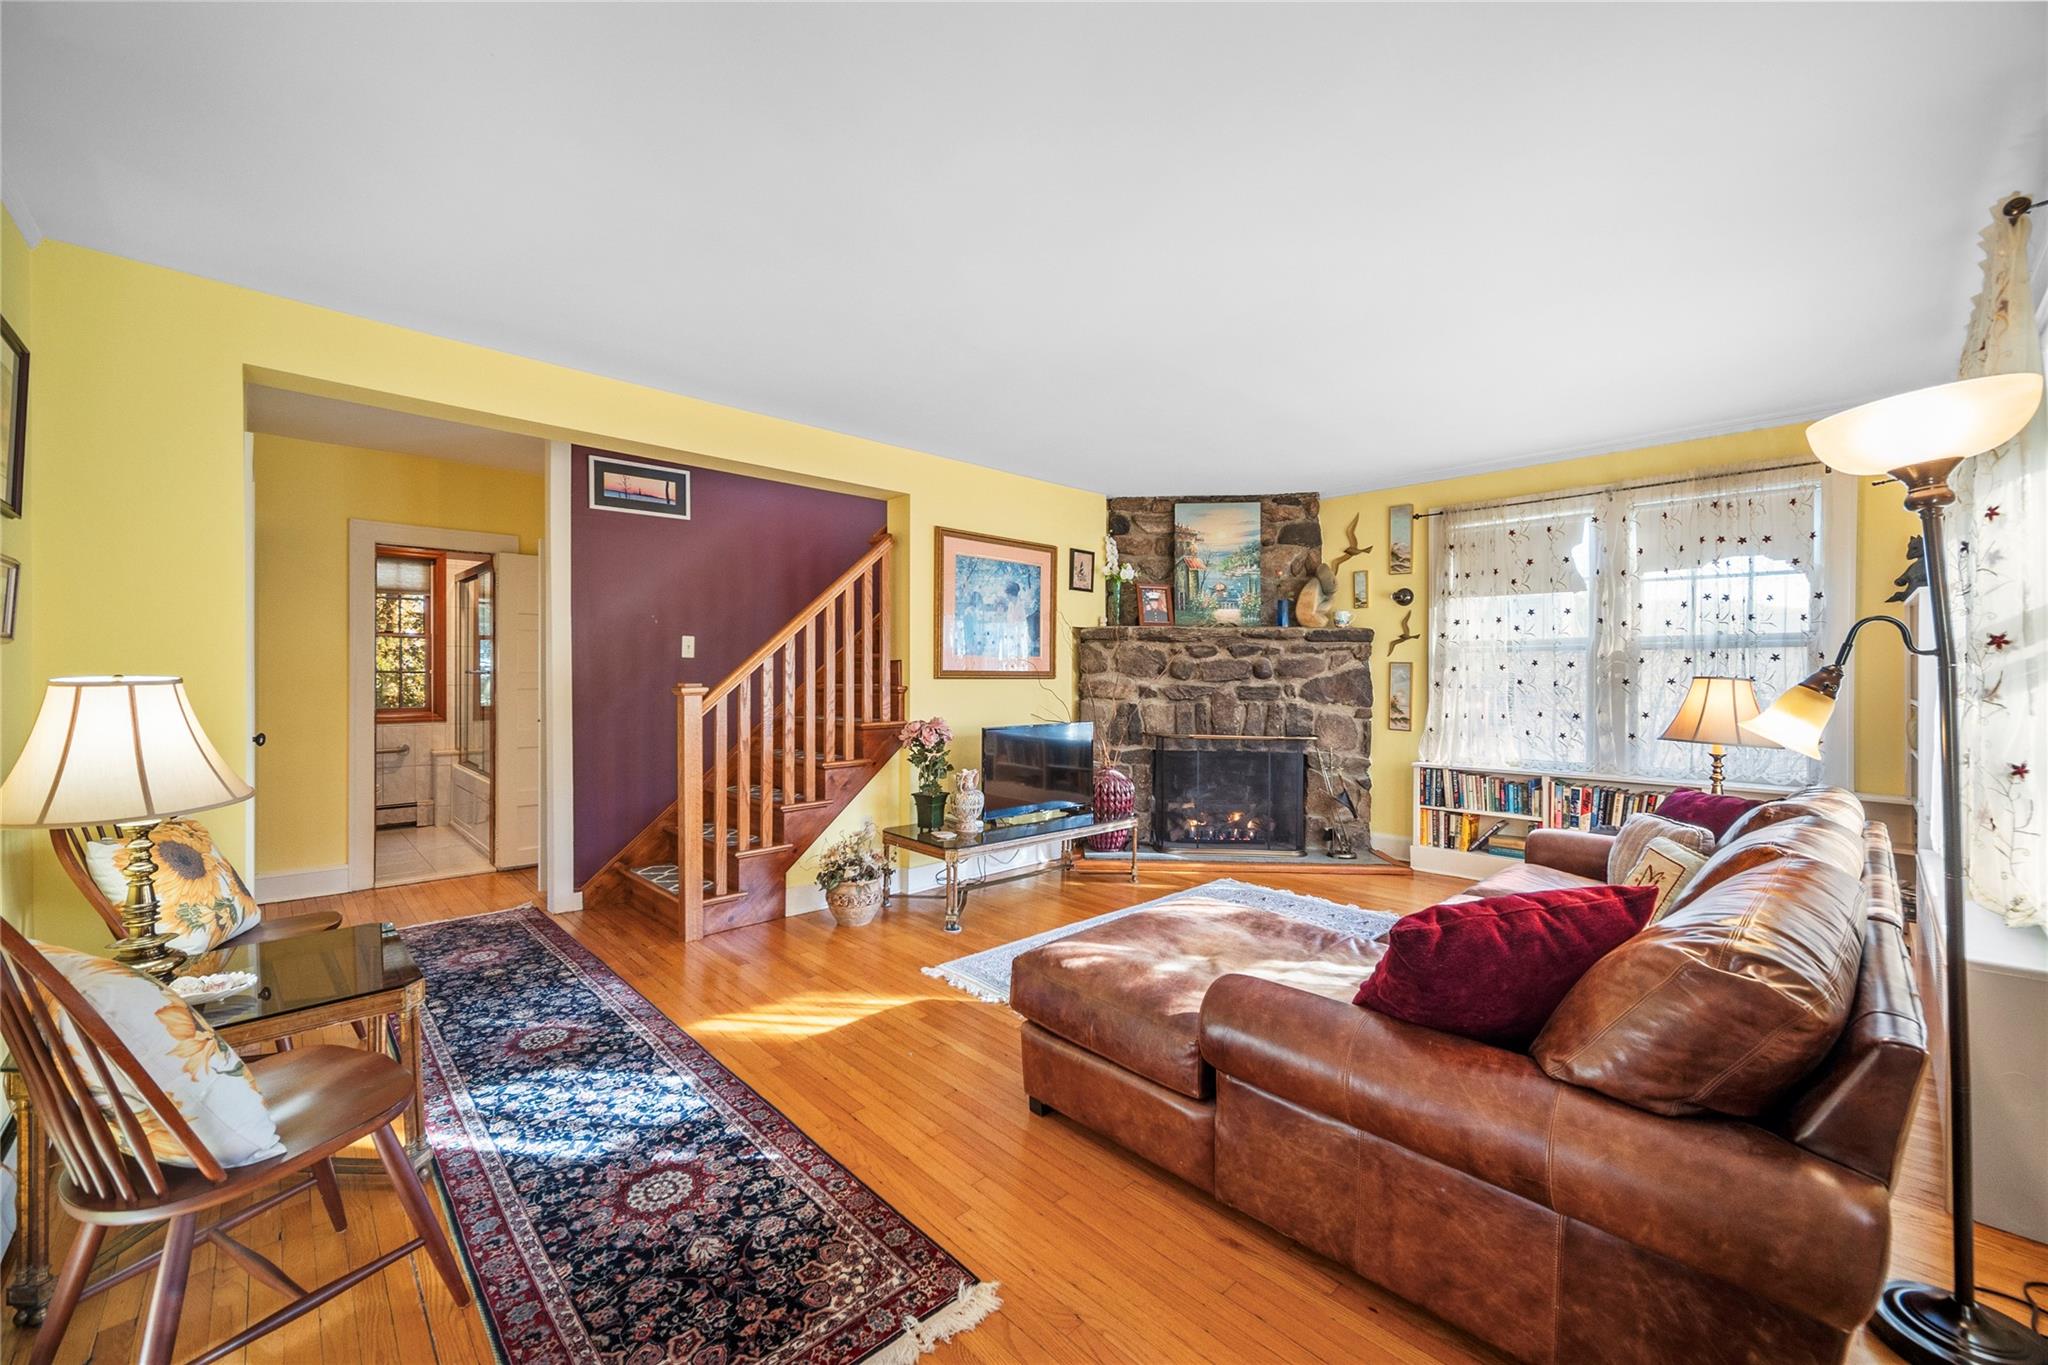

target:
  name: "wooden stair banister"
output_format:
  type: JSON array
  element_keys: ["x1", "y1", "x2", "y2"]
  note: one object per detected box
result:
[{"x1": 648, "y1": 532, "x2": 898, "y2": 941}]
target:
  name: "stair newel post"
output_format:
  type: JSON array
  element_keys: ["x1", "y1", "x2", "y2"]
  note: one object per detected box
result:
[
  {"x1": 803, "y1": 618, "x2": 818, "y2": 801},
  {"x1": 756, "y1": 662, "x2": 773, "y2": 838},
  {"x1": 713, "y1": 696, "x2": 729, "y2": 897},
  {"x1": 675, "y1": 684, "x2": 708, "y2": 942},
  {"x1": 841, "y1": 589, "x2": 857, "y2": 754},
  {"x1": 780, "y1": 644, "x2": 796, "y2": 819},
  {"x1": 822, "y1": 600, "x2": 838, "y2": 763},
  {"x1": 877, "y1": 547, "x2": 894, "y2": 722},
  {"x1": 736, "y1": 675, "x2": 753, "y2": 858}
]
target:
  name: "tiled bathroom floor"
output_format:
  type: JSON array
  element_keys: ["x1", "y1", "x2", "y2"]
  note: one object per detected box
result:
[{"x1": 374, "y1": 823, "x2": 493, "y2": 887}]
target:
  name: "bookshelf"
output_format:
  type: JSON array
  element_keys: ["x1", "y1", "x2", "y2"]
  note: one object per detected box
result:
[{"x1": 1410, "y1": 761, "x2": 1791, "y2": 879}]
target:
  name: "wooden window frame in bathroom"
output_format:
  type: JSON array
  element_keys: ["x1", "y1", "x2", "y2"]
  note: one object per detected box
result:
[{"x1": 374, "y1": 545, "x2": 448, "y2": 723}]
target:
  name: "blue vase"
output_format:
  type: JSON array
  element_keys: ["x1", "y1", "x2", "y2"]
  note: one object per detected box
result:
[{"x1": 1276, "y1": 597, "x2": 1292, "y2": 627}]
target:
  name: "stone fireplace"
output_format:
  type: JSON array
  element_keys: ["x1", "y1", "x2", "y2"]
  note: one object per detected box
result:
[{"x1": 1073, "y1": 625, "x2": 1372, "y2": 854}]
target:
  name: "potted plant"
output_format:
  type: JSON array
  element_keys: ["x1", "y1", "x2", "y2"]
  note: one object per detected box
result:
[
  {"x1": 816, "y1": 821, "x2": 888, "y2": 926},
  {"x1": 900, "y1": 715, "x2": 954, "y2": 829}
]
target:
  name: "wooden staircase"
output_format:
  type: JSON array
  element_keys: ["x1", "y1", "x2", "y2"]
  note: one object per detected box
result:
[{"x1": 581, "y1": 532, "x2": 905, "y2": 939}]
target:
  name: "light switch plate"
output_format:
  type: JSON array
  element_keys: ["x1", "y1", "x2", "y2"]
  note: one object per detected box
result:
[{"x1": 679, "y1": 635, "x2": 696, "y2": 659}]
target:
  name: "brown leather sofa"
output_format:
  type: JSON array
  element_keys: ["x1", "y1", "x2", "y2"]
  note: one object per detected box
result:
[{"x1": 1012, "y1": 788, "x2": 1927, "y2": 1365}]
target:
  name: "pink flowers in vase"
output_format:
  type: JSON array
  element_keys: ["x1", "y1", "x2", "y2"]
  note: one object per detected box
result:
[{"x1": 899, "y1": 716, "x2": 954, "y2": 795}]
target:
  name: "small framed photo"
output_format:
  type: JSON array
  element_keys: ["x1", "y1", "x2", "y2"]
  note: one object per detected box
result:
[
  {"x1": 1137, "y1": 581, "x2": 1172, "y2": 626},
  {"x1": 589, "y1": 453, "x2": 691, "y2": 519},
  {"x1": 1, "y1": 314, "x2": 26, "y2": 519},
  {"x1": 0, "y1": 555, "x2": 18, "y2": 641},
  {"x1": 1386, "y1": 660, "x2": 1413, "y2": 731},
  {"x1": 1069, "y1": 548, "x2": 1096, "y2": 592},
  {"x1": 1351, "y1": 569, "x2": 1368, "y2": 605}
]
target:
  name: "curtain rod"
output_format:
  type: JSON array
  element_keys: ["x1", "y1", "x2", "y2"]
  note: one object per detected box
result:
[{"x1": 1411, "y1": 460, "x2": 1818, "y2": 520}]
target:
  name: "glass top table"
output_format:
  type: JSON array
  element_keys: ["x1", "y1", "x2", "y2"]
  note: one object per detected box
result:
[
  {"x1": 880, "y1": 811, "x2": 1139, "y2": 932},
  {"x1": 183, "y1": 920, "x2": 422, "y2": 1037}
]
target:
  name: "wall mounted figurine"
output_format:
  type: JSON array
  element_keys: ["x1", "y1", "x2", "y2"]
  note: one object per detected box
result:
[{"x1": 1386, "y1": 610, "x2": 1419, "y2": 653}]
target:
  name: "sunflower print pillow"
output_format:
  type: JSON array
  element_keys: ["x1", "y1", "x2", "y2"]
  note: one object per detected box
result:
[
  {"x1": 94, "y1": 817, "x2": 263, "y2": 955},
  {"x1": 32, "y1": 940, "x2": 284, "y2": 1169}
]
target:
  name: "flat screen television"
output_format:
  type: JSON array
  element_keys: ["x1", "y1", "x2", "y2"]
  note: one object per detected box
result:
[{"x1": 982, "y1": 722, "x2": 1095, "y2": 819}]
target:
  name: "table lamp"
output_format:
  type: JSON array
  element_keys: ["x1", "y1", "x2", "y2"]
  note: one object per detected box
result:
[
  {"x1": 1743, "y1": 372, "x2": 2045, "y2": 1365},
  {"x1": 0, "y1": 676, "x2": 253, "y2": 979},
  {"x1": 1658, "y1": 675, "x2": 1772, "y2": 793}
]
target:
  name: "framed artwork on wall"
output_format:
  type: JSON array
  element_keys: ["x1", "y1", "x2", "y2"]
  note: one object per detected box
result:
[
  {"x1": 934, "y1": 527, "x2": 1056, "y2": 677},
  {"x1": 589, "y1": 453, "x2": 691, "y2": 519},
  {"x1": 1388, "y1": 504, "x2": 1414, "y2": 575},
  {"x1": 1351, "y1": 569, "x2": 1368, "y2": 606},
  {"x1": 1386, "y1": 660, "x2": 1413, "y2": 731},
  {"x1": 1069, "y1": 548, "x2": 1096, "y2": 592},
  {"x1": 1137, "y1": 581, "x2": 1171, "y2": 625},
  {"x1": 1171, "y1": 500, "x2": 1261, "y2": 624},
  {"x1": 0, "y1": 554, "x2": 17, "y2": 641},
  {"x1": 1, "y1": 315, "x2": 27, "y2": 519}
]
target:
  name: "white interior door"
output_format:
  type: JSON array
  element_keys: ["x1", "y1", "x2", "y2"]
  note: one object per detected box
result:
[{"x1": 494, "y1": 552, "x2": 543, "y2": 868}]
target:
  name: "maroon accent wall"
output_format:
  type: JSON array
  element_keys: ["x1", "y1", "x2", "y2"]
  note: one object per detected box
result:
[{"x1": 571, "y1": 448, "x2": 887, "y2": 883}]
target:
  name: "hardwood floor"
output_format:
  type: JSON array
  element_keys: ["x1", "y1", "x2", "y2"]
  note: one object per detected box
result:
[{"x1": 9, "y1": 864, "x2": 2045, "y2": 1363}]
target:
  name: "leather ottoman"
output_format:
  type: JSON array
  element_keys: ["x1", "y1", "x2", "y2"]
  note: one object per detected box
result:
[{"x1": 1012, "y1": 896, "x2": 1384, "y2": 1191}]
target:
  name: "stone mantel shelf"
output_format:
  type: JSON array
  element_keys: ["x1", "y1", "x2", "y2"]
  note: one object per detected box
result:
[{"x1": 1073, "y1": 626, "x2": 1374, "y2": 643}]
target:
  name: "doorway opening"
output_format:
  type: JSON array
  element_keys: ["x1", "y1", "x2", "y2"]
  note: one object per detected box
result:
[{"x1": 372, "y1": 546, "x2": 499, "y2": 886}]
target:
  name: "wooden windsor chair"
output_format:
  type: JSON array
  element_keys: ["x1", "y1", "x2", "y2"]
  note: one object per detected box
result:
[{"x1": 0, "y1": 919, "x2": 470, "y2": 1365}]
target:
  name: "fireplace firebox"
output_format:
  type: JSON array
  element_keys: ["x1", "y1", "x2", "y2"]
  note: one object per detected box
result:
[{"x1": 1152, "y1": 736, "x2": 1308, "y2": 854}]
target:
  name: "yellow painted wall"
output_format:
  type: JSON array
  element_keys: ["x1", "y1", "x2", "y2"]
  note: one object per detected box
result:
[
  {"x1": 1322, "y1": 425, "x2": 1920, "y2": 844},
  {"x1": 5, "y1": 238, "x2": 1104, "y2": 943},
  {"x1": 0, "y1": 209, "x2": 35, "y2": 932},
  {"x1": 252, "y1": 436, "x2": 543, "y2": 874}
]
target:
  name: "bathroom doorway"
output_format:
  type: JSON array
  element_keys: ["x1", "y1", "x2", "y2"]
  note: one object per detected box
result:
[{"x1": 371, "y1": 547, "x2": 498, "y2": 886}]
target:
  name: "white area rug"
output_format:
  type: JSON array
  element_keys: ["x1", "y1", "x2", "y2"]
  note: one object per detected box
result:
[{"x1": 922, "y1": 877, "x2": 1400, "y2": 1005}]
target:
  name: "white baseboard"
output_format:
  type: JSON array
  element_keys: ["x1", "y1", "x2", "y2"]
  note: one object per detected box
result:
[
  {"x1": 1371, "y1": 832, "x2": 1413, "y2": 861},
  {"x1": 786, "y1": 845, "x2": 1060, "y2": 917},
  {"x1": 548, "y1": 889, "x2": 585, "y2": 913},
  {"x1": 254, "y1": 866, "x2": 351, "y2": 904}
]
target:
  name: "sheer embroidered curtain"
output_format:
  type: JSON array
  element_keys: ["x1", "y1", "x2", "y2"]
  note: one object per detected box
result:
[
  {"x1": 1421, "y1": 463, "x2": 1832, "y2": 788},
  {"x1": 1951, "y1": 202, "x2": 2046, "y2": 930}
]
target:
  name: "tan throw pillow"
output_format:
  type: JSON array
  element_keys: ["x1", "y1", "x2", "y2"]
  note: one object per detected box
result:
[
  {"x1": 34, "y1": 940, "x2": 284, "y2": 1168},
  {"x1": 1607, "y1": 813, "x2": 1715, "y2": 884},
  {"x1": 1621, "y1": 835, "x2": 1710, "y2": 922},
  {"x1": 100, "y1": 818, "x2": 263, "y2": 955}
]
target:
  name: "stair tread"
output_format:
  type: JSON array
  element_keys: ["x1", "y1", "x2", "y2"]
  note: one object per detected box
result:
[{"x1": 629, "y1": 864, "x2": 744, "y2": 903}]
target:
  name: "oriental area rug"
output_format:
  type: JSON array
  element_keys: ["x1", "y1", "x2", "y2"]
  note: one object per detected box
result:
[
  {"x1": 403, "y1": 906, "x2": 999, "y2": 1364},
  {"x1": 923, "y1": 877, "x2": 1399, "y2": 1006}
]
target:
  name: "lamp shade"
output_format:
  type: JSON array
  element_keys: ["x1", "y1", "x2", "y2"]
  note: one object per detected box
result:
[
  {"x1": 1805, "y1": 373, "x2": 2044, "y2": 476},
  {"x1": 0, "y1": 676, "x2": 254, "y2": 828},
  {"x1": 1659, "y1": 676, "x2": 1770, "y2": 747},
  {"x1": 1738, "y1": 666, "x2": 1845, "y2": 761}
]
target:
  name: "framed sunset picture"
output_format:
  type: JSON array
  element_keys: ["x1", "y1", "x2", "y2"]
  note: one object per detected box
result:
[
  {"x1": 935, "y1": 527, "x2": 1057, "y2": 677},
  {"x1": 589, "y1": 453, "x2": 691, "y2": 519}
]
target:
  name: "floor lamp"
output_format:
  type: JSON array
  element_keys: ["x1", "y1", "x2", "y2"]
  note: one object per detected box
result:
[{"x1": 1743, "y1": 372, "x2": 2045, "y2": 1365}]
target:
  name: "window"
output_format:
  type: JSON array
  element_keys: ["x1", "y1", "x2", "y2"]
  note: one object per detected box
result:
[
  {"x1": 374, "y1": 548, "x2": 445, "y2": 721},
  {"x1": 1421, "y1": 463, "x2": 1848, "y2": 789}
]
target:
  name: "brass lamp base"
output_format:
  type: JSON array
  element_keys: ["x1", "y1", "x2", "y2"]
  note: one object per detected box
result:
[
  {"x1": 109, "y1": 820, "x2": 185, "y2": 980},
  {"x1": 1706, "y1": 743, "x2": 1727, "y2": 795}
]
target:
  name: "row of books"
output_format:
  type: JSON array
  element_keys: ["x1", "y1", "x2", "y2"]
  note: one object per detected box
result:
[
  {"x1": 1416, "y1": 810, "x2": 1525, "y2": 859},
  {"x1": 1415, "y1": 767, "x2": 1543, "y2": 816},
  {"x1": 1548, "y1": 782, "x2": 1663, "y2": 831}
]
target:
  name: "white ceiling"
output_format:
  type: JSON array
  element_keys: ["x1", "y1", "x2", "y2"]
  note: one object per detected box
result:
[
  {"x1": 244, "y1": 385, "x2": 545, "y2": 473},
  {"x1": 6, "y1": 4, "x2": 2044, "y2": 496}
]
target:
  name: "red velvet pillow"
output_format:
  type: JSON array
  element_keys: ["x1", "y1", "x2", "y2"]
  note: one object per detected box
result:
[
  {"x1": 1654, "y1": 788, "x2": 1759, "y2": 841},
  {"x1": 1354, "y1": 884, "x2": 1658, "y2": 1048}
]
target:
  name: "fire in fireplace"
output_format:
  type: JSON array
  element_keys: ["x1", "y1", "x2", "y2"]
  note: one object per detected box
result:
[{"x1": 1152, "y1": 736, "x2": 1308, "y2": 855}]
